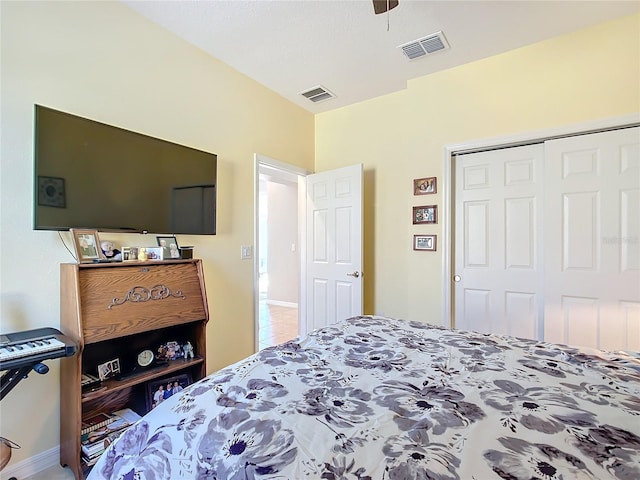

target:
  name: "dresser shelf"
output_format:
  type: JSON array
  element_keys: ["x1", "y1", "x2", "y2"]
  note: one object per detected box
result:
[{"x1": 80, "y1": 357, "x2": 204, "y2": 402}]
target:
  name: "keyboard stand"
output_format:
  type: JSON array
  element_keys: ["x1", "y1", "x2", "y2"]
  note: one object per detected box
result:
[
  {"x1": 0, "y1": 328, "x2": 76, "y2": 477},
  {"x1": 0, "y1": 364, "x2": 39, "y2": 479},
  {"x1": 0, "y1": 362, "x2": 49, "y2": 401}
]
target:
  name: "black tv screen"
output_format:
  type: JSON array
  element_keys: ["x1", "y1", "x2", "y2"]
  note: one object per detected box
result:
[{"x1": 34, "y1": 105, "x2": 216, "y2": 234}]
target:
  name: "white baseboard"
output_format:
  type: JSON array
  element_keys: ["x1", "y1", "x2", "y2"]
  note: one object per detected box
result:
[
  {"x1": 265, "y1": 299, "x2": 298, "y2": 309},
  {"x1": 0, "y1": 445, "x2": 60, "y2": 480}
]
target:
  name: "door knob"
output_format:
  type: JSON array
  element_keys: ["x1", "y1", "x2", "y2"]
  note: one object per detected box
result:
[
  {"x1": 347, "y1": 271, "x2": 360, "y2": 278},
  {"x1": 453, "y1": 275, "x2": 461, "y2": 282}
]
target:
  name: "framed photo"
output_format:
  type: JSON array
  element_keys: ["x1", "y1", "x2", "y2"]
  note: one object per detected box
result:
[
  {"x1": 145, "y1": 246, "x2": 164, "y2": 260},
  {"x1": 414, "y1": 234, "x2": 437, "y2": 251},
  {"x1": 38, "y1": 175, "x2": 66, "y2": 208},
  {"x1": 70, "y1": 228, "x2": 106, "y2": 263},
  {"x1": 412, "y1": 205, "x2": 438, "y2": 224},
  {"x1": 97, "y1": 358, "x2": 121, "y2": 381},
  {"x1": 156, "y1": 236, "x2": 181, "y2": 259},
  {"x1": 413, "y1": 177, "x2": 437, "y2": 195},
  {"x1": 146, "y1": 373, "x2": 192, "y2": 412},
  {"x1": 121, "y1": 246, "x2": 139, "y2": 262}
]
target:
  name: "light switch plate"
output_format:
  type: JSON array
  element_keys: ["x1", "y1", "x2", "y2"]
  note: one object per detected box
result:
[{"x1": 240, "y1": 245, "x2": 253, "y2": 260}]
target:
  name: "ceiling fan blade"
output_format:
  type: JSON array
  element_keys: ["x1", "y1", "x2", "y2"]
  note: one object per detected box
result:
[{"x1": 373, "y1": 0, "x2": 399, "y2": 15}]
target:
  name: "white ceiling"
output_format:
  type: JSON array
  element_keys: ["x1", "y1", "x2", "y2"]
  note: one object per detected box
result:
[{"x1": 121, "y1": 0, "x2": 639, "y2": 114}]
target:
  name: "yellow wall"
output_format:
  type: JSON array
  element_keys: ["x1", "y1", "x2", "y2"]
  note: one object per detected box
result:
[
  {"x1": 316, "y1": 13, "x2": 640, "y2": 323},
  {"x1": 0, "y1": 1, "x2": 313, "y2": 464}
]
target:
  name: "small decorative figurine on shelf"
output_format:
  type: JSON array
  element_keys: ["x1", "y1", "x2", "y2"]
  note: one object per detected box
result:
[
  {"x1": 138, "y1": 247, "x2": 148, "y2": 261},
  {"x1": 183, "y1": 341, "x2": 194, "y2": 359},
  {"x1": 156, "y1": 344, "x2": 169, "y2": 364},
  {"x1": 100, "y1": 240, "x2": 122, "y2": 261}
]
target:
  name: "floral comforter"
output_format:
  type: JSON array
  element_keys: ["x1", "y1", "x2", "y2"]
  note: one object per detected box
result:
[{"x1": 87, "y1": 315, "x2": 640, "y2": 480}]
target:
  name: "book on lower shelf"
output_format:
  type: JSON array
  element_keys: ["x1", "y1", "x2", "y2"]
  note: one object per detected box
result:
[
  {"x1": 80, "y1": 412, "x2": 114, "y2": 435},
  {"x1": 108, "y1": 407, "x2": 142, "y2": 429},
  {"x1": 81, "y1": 408, "x2": 142, "y2": 461},
  {"x1": 81, "y1": 452, "x2": 101, "y2": 468},
  {"x1": 81, "y1": 441, "x2": 106, "y2": 459}
]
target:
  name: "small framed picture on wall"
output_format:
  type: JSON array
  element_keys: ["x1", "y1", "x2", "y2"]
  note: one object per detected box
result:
[
  {"x1": 413, "y1": 177, "x2": 437, "y2": 195},
  {"x1": 412, "y1": 205, "x2": 438, "y2": 225},
  {"x1": 414, "y1": 234, "x2": 437, "y2": 251}
]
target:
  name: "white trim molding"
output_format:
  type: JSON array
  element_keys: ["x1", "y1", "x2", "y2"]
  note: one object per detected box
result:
[
  {"x1": 1, "y1": 445, "x2": 63, "y2": 479},
  {"x1": 264, "y1": 299, "x2": 299, "y2": 309}
]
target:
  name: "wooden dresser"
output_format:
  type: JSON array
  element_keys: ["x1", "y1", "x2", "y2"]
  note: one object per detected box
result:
[{"x1": 59, "y1": 259, "x2": 209, "y2": 479}]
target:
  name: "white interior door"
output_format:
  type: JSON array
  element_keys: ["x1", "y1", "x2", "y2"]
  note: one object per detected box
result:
[
  {"x1": 543, "y1": 127, "x2": 640, "y2": 350},
  {"x1": 454, "y1": 144, "x2": 545, "y2": 338},
  {"x1": 453, "y1": 126, "x2": 640, "y2": 351},
  {"x1": 305, "y1": 163, "x2": 363, "y2": 331}
]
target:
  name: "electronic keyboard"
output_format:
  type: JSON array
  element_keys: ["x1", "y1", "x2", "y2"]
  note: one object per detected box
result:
[{"x1": 0, "y1": 327, "x2": 77, "y2": 371}]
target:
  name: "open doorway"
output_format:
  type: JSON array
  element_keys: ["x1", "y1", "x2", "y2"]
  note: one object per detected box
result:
[{"x1": 255, "y1": 156, "x2": 309, "y2": 350}]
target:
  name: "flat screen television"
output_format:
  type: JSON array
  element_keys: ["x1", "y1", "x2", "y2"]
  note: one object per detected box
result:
[{"x1": 34, "y1": 105, "x2": 217, "y2": 235}]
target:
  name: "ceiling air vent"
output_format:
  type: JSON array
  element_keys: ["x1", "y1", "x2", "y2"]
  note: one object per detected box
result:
[
  {"x1": 300, "y1": 85, "x2": 335, "y2": 103},
  {"x1": 399, "y1": 31, "x2": 449, "y2": 60}
]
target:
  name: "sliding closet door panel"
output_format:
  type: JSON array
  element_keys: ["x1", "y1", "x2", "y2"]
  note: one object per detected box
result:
[
  {"x1": 454, "y1": 144, "x2": 544, "y2": 338},
  {"x1": 544, "y1": 127, "x2": 640, "y2": 350}
]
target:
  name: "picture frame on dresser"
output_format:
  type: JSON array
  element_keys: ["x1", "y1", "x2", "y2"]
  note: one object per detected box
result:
[
  {"x1": 146, "y1": 373, "x2": 192, "y2": 412},
  {"x1": 96, "y1": 358, "x2": 121, "y2": 381},
  {"x1": 70, "y1": 228, "x2": 106, "y2": 263},
  {"x1": 157, "y1": 235, "x2": 181, "y2": 259},
  {"x1": 145, "y1": 246, "x2": 164, "y2": 261}
]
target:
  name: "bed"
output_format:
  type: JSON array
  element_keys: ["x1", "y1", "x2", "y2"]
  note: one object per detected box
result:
[{"x1": 86, "y1": 315, "x2": 640, "y2": 480}]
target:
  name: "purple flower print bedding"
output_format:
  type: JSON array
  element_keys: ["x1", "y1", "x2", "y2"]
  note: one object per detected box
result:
[{"x1": 87, "y1": 316, "x2": 640, "y2": 480}]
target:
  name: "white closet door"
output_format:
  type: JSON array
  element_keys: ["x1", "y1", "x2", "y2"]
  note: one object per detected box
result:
[
  {"x1": 544, "y1": 127, "x2": 640, "y2": 351},
  {"x1": 454, "y1": 144, "x2": 545, "y2": 338},
  {"x1": 453, "y1": 126, "x2": 639, "y2": 351}
]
